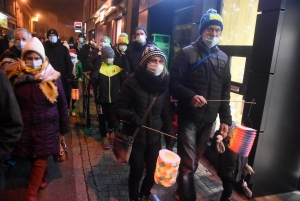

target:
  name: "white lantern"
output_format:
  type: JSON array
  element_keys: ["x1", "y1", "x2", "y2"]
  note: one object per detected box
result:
[{"x1": 154, "y1": 149, "x2": 181, "y2": 187}]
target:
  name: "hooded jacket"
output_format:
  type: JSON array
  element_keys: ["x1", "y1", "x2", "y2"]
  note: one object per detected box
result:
[{"x1": 170, "y1": 38, "x2": 232, "y2": 125}]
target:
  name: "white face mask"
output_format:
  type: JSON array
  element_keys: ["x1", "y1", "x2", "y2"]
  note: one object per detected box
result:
[
  {"x1": 15, "y1": 40, "x2": 27, "y2": 51},
  {"x1": 79, "y1": 38, "x2": 84, "y2": 43},
  {"x1": 100, "y1": 42, "x2": 109, "y2": 48},
  {"x1": 136, "y1": 35, "x2": 146, "y2": 45},
  {"x1": 49, "y1": 36, "x2": 58, "y2": 43},
  {"x1": 71, "y1": 58, "x2": 76, "y2": 63},
  {"x1": 26, "y1": 59, "x2": 43, "y2": 68},
  {"x1": 119, "y1": 45, "x2": 127, "y2": 52},
  {"x1": 202, "y1": 35, "x2": 220, "y2": 48},
  {"x1": 147, "y1": 63, "x2": 164, "y2": 76},
  {"x1": 106, "y1": 58, "x2": 114, "y2": 64}
]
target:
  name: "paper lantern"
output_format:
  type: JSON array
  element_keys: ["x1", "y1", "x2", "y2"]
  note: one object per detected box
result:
[
  {"x1": 71, "y1": 89, "x2": 80, "y2": 100},
  {"x1": 154, "y1": 149, "x2": 181, "y2": 187},
  {"x1": 228, "y1": 124, "x2": 257, "y2": 157}
]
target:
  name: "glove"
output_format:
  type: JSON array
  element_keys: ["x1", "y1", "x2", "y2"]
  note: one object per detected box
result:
[
  {"x1": 166, "y1": 135, "x2": 177, "y2": 151},
  {"x1": 127, "y1": 111, "x2": 143, "y2": 129}
]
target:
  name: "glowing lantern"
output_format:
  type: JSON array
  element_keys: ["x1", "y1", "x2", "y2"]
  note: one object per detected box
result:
[
  {"x1": 71, "y1": 89, "x2": 80, "y2": 100},
  {"x1": 154, "y1": 149, "x2": 181, "y2": 187}
]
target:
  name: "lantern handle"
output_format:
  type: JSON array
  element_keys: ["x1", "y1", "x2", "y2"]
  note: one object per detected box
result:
[{"x1": 120, "y1": 120, "x2": 177, "y2": 139}]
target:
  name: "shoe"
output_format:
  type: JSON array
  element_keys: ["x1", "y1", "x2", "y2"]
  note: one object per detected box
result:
[
  {"x1": 109, "y1": 131, "x2": 114, "y2": 145},
  {"x1": 71, "y1": 110, "x2": 76, "y2": 116},
  {"x1": 102, "y1": 137, "x2": 110, "y2": 150}
]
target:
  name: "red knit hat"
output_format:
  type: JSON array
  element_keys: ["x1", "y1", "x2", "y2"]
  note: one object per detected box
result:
[{"x1": 69, "y1": 49, "x2": 77, "y2": 57}]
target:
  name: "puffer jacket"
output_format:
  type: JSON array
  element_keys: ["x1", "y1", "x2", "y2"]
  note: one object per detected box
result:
[
  {"x1": 170, "y1": 38, "x2": 232, "y2": 125},
  {"x1": 126, "y1": 40, "x2": 155, "y2": 74},
  {"x1": 114, "y1": 68, "x2": 174, "y2": 146},
  {"x1": 11, "y1": 77, "x2": 69, "y2": 159}
]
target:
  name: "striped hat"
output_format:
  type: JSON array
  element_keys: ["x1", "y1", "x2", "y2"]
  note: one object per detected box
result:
[
  {"x1": 117, "y1": 33, "x2": 129, "y2": 44},
  {"x1": 199, "y1": 8, "x2": 223, "y2": 34},
  {"x1": 140, "y1": 45, "x2": 166, "y2": 67}
]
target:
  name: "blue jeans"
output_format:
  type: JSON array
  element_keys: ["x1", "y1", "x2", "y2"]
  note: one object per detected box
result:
[{"x1": 177, "y1": 117, "x2": 213, "y2": 201}]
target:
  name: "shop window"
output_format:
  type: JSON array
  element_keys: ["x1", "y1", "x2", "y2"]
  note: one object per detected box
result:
[
  {"x1": 230, "y1": 56, "x2": 246, "y2": 84},
  {"x1": 219, "y1": 0, "x2": 259, "y2": 46}
]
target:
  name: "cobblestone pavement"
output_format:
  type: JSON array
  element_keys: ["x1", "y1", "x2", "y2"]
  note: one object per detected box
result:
[{"x1": 71, "y1": 95, "x2": 249, "y2": 201}]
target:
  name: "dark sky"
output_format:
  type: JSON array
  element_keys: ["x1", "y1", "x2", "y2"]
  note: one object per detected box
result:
[{"x1": 28, "y1": 0, "x2": 83, "y2": 24}]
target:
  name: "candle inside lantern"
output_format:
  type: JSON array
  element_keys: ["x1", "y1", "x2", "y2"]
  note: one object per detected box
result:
[
  {"x1": 71, "y1": 89, "x2": 80, "y2": 100},
  {"x1": 154, "y1": 149, "x2": 181, "y2": 187}
]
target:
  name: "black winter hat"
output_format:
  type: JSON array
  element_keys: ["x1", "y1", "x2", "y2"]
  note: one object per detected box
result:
[
  {"x1": 46, "y1": 29, "x2": 58, "y2": 38},
  {"x1": 78, "y1": 33, "x2": 86, "y2": 39},
  {"x1": 101, "y1": 46, "x2": 115, "y2": 60},
  {"x1": 134, "y1": 25, "x2": 147, "y2": 36}
]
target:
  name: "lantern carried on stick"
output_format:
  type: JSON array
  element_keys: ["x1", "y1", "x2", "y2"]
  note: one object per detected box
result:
[
  {"x1": 71, "y1": 89, "x2": 80, "y2": 100},
  {"x1": 228, "y1": 124, "x2": 257, "y2": 157},
  {"x1": 154, "y1": 149, "x2": 181, "y2": 187}
]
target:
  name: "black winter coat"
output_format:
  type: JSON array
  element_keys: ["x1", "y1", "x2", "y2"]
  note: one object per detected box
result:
[
  {"x1": 113, "y1": 46, "x2": 130, "y2": 75},
  {"x1": 114, "y1": 67, "x2": 174, "y2": 146},
  {"x1": 73, "y1": 42, "x2": 90, "y2": 72},
  {"x1": 0, "y1": 70, "x2": 23, "y2": 192},
  {"x1": 44, "y1": 40, "x2": 74, "y2": 83},
  {"x1": 126, "y1": 40, "x2": 155, "y2": 74},
  {"x1": 170, "y1": 38, "x2": 232, "y2": 125},
  {"x1": 0, "y1": 45, "x2": 21, "y2": 61}
]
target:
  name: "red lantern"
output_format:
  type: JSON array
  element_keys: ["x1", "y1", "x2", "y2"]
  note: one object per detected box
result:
[{"x1": 71, "y1": 89, "x2": 80, "y2": 100}]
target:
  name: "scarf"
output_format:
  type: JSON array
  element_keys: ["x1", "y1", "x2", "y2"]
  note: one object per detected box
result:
[
  {"x1": 8, "y1": 59, "x2": 60, "y2": 104},
  {"x1": 134, "y1": 65, "x2": 169, "y2": 93},
  {"x1": 77, "y1": 41, "x2": 88, "y2": 50}
]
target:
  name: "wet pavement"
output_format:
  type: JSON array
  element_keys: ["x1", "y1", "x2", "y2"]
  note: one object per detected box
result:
[{"x1": 1, "y1": 93, "x2": 300, "y2": 201}]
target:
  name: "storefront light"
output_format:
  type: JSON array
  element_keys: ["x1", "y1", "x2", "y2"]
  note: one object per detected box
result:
[{"x1": 0, "y1": 12, "x2": 8, "y2": 19}]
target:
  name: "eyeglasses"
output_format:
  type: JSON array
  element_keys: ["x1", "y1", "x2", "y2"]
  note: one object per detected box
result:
[{"x1": 205, "y1": 27, "x2": 222, "y2": 35}]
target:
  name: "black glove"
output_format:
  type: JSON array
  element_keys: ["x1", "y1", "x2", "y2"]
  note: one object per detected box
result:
[
  {"x1": 127, "y1": 111, "x2": 143, "y2": 129},
  {"x1": 166, "y1": 135, "x2": 177, "y2": 151}
]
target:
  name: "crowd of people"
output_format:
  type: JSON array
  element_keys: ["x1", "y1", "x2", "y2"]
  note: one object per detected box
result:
[{"x1": 0, "y1": 8, "x2": 244, "y2": 201}]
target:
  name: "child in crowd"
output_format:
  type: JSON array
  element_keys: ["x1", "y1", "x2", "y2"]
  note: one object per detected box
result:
[
  {"x1": 69, "y1": 49, "x2": 82, "y2": 116},
  {"x1": 93, "y1": 46, "x2": 125, "y2": 149},
  {"x1": 213, "y1": 122, "x2": 254, "y2": 201}
]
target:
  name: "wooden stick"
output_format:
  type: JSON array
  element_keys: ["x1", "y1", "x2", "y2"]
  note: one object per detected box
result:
[
  {"x1": 207, "y1": 100, "x2": 256, "y2": 104},
  {"x1": 120, "y1": 120, "x2": 177, "y2": 139}
]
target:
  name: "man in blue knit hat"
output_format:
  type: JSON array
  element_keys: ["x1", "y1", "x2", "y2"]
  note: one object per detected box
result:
[{"x1": 169, "y1": 9, "x2": 232, "y2": 201}]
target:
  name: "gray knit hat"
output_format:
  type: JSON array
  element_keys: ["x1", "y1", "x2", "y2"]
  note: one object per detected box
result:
[
  {"x1": 140, "y1": 45, "x2": 166, "y2": 67},
  {"x1": 134, "y1": 25, "x2": 147, "y2": 36},
  {"x1": 101, "y1": 46, "x2": 115, "y2": 60}
]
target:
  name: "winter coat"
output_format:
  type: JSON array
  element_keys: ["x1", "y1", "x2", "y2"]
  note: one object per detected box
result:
[
  {"x1": 0, "y1": 36, "x2": 9, "y2": 56},
  {"x1": 113, "y1": 46, "x2": 130, "y2": 75},
  {"x1": 11, "y1": 77, "x2": 69, "y2": 159},
  {"x1": 73, "y1": 42, "x2": 90, "y2": 72},
  {"x1": 44, "y1": 40, "x2": 74, "y2": 83},
  {"x1": 74, "y1": 61, "x2": 83, "y2": 80},
  {"x1": 126, "y1": 40, "x2": 155, "y2": 74},
  {"x1": 216, "y1": 137, "x2": 248, "y2": 182},
  {"x1": 114, "y1": 67, "x2": 174, "y2": 146},
  {"x1": 0, "y1": 45, "x2": 21, "y2": 62},
  {"x1": 94, "y1": 62, "x2": 124, "y2": 104},
  {"x1": 0, "y1": 70, "x2": 23, "y2": 192},
  {"x1": 169, "y1": 38, "x2": 232, "y2": 125}
]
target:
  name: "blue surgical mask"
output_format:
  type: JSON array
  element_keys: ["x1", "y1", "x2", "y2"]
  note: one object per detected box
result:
[
  {"x1": 49, "y1": 36, "x2": 58, "y2": 43},
  {"x1": 79, "y1": 38, "x2": 84, "y2": 43},
  {"x1": 202, "y1": 35, "x2": 220, "y2": 48},
  {"x1": 71, "y1": 58, "x2": 76, "y2": 63},
  {"x1": 26, "y1": 59, "x2": 43, "y2": 68},
  {"x1": 15, "y1": 40, "x2": 27, "y2": 51}
]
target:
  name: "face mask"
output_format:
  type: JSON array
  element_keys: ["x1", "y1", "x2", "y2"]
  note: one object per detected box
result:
[
  {"x1": 15, "y1": 40, "x2": 27, "y2": 51},
  {"x1": 106, "y1": 58, "x2": 114, "y2": 64},
  {"x1": 100, "y1": 42, "x2": 108, "y2": 47},
  {"x1": 71, "y1": 58, "x2": 76, "y2": 63},
  {"x1": 147, "y1": 63, "x2": 164, "y2": 76},
  {"x1": 202, "y1": 35, "x2": 220, "y2": 48},
  {"x1": 119, "y1": 45, "x2": 127, "y2": 52},
  {"x1": 136, "y1": 35, "x2": 146, "y2": 44},
  {"x1": 26, "y1": 59, "x2": 43, "y2": 68},
  {"x1": 79, "y1": 38, "x2": 84, "y2": 43},
  {"x1": 49, "y1": 36, "x2": 58, "y2": 43}
]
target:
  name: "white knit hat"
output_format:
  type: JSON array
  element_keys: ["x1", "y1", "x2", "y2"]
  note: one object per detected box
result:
[{"x1": 21, "y1": 37, "x2": 46, "y2": 62}]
